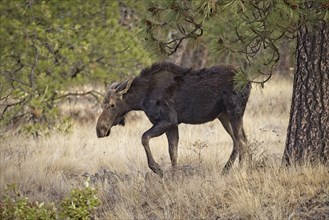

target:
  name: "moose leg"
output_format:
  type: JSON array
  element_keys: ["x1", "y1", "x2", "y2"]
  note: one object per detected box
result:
[
  {"x1": 166, "y1": 127, "x2": 179, "y2": 168},
  {"x1": 231, "y1": 119, "x2": 249, "y2": 168},
  {"x1": 142, "y1": 121, "x2": 176, "y2": 177},
  {"x1": 218, "y1": 113, "x2": 234, "y2": 140},
  {"x1": 218, "y1": 114, "x2": 238, "y2": 174},
  {"x1": 240, "y1": 127, "x2": 251, "y2": 167}
]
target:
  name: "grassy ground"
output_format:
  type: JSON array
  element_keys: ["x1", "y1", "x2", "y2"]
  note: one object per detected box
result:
[{"x1": 1, "y1": 78, "x2": 328, "y2": 219}]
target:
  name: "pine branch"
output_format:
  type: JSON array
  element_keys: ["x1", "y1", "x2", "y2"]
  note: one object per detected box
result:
[
  {"x1": 56, "y1": 90, "x2": 102, "y2": 102},
  {"x1": 0, "y1": 99, "x2": 27, "y2": 119}
]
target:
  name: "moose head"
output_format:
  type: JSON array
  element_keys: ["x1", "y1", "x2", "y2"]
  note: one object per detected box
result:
[{"x1": 96, "y1": 78, "x2": 134, "y2": 138}]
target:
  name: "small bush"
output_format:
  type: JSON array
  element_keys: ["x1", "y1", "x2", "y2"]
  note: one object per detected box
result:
[
  {"x1": 0, "y1": 181, "x2": 100, "y2": 220},
  {"x1": 0, "y1": 184, "x2": 56, "y2": 220},
  {"x1": 59, "y1": 181, "x2": 100, "y2": 220}
]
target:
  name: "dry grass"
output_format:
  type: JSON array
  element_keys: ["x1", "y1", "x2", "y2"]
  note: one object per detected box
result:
[{"x1": 1, "y1": 77, "x2": 328, "y2": 219}]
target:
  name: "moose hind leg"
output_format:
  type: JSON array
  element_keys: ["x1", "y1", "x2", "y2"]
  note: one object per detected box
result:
[
  {"x1": 219, "y1": 114, "x2": 238, "y2": 174},
  {"x1": 239, "y1": 127, "x2": 251, "y2": 167},
  {"x1": 231, "y1": 119, "x2": 249, "y2": 168},
  {"x1": 166, "y1": 127, "x2": 179, "y2": 168}
]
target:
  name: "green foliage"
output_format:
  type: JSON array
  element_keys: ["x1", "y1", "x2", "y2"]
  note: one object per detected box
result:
[
  {"x1": 0, "y1": 181, "x2": 100, "y2": 220},
  {"x1": 1, "y1": 184, "x2": 57, "y2": 220},
  {"x1": 233, "y1": 68, "x2": 252, "y2": 91},
  {"x1": 0, "y1": 0, "x2": 152, "y2": 136},
  {"x1": 59, "y1": 181, "x2": 100, "y2": 220},
  {"x1": 143, "y1": 0, "x2": 328, "y2": 83}
]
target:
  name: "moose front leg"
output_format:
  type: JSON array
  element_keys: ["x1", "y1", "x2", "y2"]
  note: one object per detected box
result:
[
  {"x1": 141, "y1": 121, "x2": 176, "y2": 177},
  {"x1": 166, "y1": 127, "x2": 179, "y2": 168}
]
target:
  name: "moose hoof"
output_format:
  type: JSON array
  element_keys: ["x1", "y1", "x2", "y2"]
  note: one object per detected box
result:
[
  {"x1": 150, "y1": 163, "x2": 163, "y2": 178},
  {"x1": 221, "y1": 165, "x2": 231, "y2": 176}
]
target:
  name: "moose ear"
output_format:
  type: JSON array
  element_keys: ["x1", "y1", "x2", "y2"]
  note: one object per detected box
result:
[
  {"x1": 108, "y1": 82, "x2": 120, "y2": 90},
  {"x1": 115, "y1": 77, "x2": 134, "y2": 96}
]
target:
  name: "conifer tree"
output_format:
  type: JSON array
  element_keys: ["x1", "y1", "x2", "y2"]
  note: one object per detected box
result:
[{"x1": 0, "y1": 0, "x2": 152, "y2": 136}]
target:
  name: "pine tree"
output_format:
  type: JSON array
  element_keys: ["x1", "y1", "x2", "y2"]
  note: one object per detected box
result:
[{"x1": 0, "y1": 0, "x2": 152, "y2": 136}]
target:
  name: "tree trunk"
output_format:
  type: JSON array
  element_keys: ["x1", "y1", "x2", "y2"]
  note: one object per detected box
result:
[
  {"x1": 282, "y1": 19, "x2": 329, "y2": 166},
  {"x1": 167, "y1": 34, "x2": 208, "y2": 70},
  {"x1": 276, "y1": 39, "x2": 294, "y2": 76}
]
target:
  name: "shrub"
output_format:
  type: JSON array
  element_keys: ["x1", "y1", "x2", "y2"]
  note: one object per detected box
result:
[
  {"x1": 0, "y1": 181, "x2": 100, "y2": 220},
  {"x1": 0, "y1": 184, "x2": 56, "y2": 220},
  {"x1": 59, "y1": 181, "x2": 100, "y2": 220}
]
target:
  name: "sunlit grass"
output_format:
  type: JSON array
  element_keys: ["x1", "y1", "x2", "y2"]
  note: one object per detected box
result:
[{"x1": 1, "y1": 77, "x2": 328, "y2": 219}]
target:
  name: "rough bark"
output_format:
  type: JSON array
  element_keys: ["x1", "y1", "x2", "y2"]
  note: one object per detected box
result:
[{"x1": 283, "y1": 19, "x2": 329, "y2": 165}]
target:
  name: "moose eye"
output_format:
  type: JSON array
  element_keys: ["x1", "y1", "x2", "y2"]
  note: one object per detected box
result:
[{"x1": 110, "y1": 104, "x2": 115, "y2": 108}]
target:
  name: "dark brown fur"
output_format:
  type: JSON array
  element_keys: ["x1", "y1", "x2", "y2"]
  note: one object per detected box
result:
[{"x1": 96, "y1": 62, "x2": 251, "y2": 176}]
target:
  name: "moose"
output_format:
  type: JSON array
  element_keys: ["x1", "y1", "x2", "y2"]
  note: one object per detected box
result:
[{"x1": 96, "y1": 62, "x2": 251, "y2": 177}]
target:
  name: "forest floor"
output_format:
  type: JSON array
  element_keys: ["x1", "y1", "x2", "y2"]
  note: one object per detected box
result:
[{"x1": 1, "y1": 77, "x2": 328, "y2": 219}]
